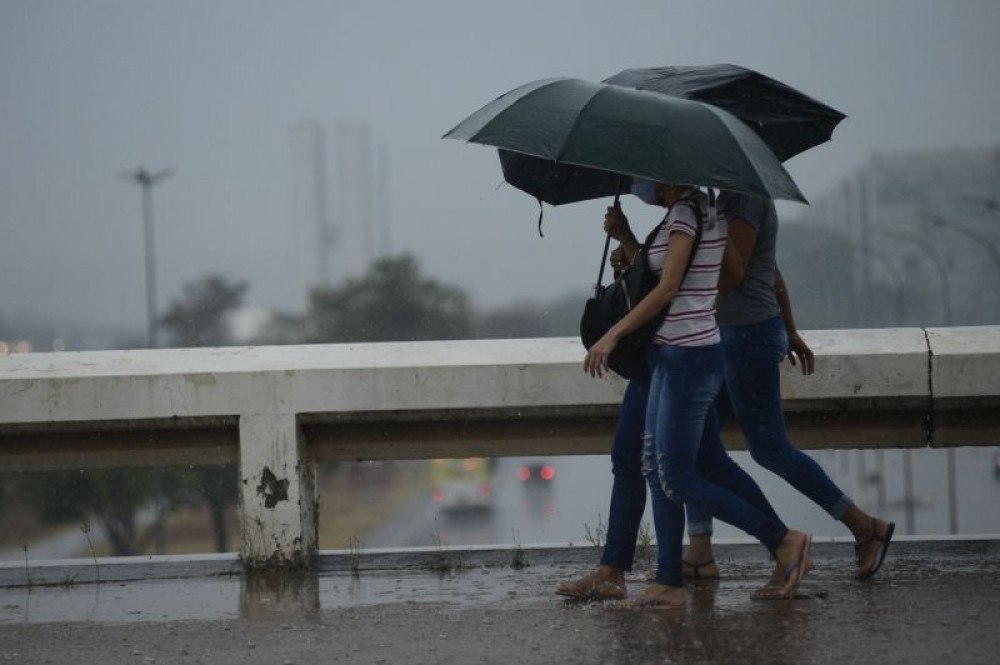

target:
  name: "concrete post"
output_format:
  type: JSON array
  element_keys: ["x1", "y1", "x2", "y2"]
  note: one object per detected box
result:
[{"x1": 238, "y1": 413, "x2": 317, "y2": 567}]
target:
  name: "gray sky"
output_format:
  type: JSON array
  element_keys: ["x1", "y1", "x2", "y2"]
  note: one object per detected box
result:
[{"x1": 2, "y1": 0, "x2": 999, "y2": 341}]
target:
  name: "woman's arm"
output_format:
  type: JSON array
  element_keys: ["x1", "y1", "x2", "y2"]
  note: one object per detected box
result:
[
  {"x1": 584, "y1": 231, "x2": 695, "y2": 377},
  {"x1": 774, "y1": 266, "x2": 815, "y2": 375}
]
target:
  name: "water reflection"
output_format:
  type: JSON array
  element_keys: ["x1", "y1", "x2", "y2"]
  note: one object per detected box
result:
[{"x1": 240, "y1": 568, "x2": 320, "y2": 620}]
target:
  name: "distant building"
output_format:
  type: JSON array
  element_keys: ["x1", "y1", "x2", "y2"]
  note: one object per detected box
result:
[
  {"x1": 288, "y1": 119, "x2": 390, "y2": 309},
  {"x1": 332, "y1": 120, "x2": 375, "y2": 282},
  {"x1": 792, "y1": 145, "x2": 1000, "y2": 326},
  {"x1": 289, "y1": 121, "x2": 332, "y2": 310}
]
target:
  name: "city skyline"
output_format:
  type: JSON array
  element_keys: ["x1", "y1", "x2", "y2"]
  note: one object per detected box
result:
[{"x1": 1, "y1": 1, "x2": 999, "y2": 347}]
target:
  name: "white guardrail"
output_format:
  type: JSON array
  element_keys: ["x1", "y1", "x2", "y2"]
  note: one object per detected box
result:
[{"x1": 1, "y1": 326, "x2": 998, "y2": 566}]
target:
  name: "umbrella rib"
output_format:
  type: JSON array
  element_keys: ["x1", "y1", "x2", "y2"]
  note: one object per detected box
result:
[{"x1": 552, "y1": 86, "x2": 608, "y2": 164}]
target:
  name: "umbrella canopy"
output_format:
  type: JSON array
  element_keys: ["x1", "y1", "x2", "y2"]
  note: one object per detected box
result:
[
  {"x1": 444, "y1": 77, "x2": 807, "y2": 205},
  {"x1": 602, "y1": 64, "x2": 846, "y2": 161}
]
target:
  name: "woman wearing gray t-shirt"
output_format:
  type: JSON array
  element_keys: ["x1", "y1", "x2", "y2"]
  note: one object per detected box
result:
[{"x1": 682, "y1": 193, "x2": 895, "y2": 590}]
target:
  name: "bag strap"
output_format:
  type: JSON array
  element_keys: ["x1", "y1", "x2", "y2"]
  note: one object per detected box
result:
[{"x1": 641, "y1": 196, "x2": 703, "y2": 274}]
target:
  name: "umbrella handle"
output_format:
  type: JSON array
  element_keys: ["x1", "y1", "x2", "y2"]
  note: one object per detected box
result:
[{"x1": 593, "y1": 178, "x2": 624, "y2": 297}]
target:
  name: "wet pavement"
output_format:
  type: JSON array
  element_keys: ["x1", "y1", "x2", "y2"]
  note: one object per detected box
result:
[{"x1": 1, "y1": 538, "x2": 998, "y2": 664}]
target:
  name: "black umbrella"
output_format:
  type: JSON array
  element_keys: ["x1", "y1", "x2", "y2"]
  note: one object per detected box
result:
[
  {"x1": 497, "y1": 65, "x2": 844, "y2": 207},
  {"x1": 603, "y1": 64, "x2": 846, "y2": 161}
]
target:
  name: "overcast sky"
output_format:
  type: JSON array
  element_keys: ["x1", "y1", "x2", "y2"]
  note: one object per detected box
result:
[{"x1": 2, "y1": 0, "x2": 999, "y2": 341}]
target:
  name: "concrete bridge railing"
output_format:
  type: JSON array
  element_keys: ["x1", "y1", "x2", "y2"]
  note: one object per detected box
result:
[{"x1": 1, "y1": 325, "x2": 997, "y2": 566}]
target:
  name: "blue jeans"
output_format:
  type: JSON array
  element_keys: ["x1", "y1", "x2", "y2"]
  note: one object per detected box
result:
[
  {"x1": 599, "y1": 371, "x2": 650, "y2": 571},
  {"x1": 600, "y1": 360, "x2": 782, "y2": 572},
  {"x1": 643, "y1": 343, "x2": 787, "y2": 587},
  {"x1": 686, "y1": 316, "x2": 853, "y2": 536}
]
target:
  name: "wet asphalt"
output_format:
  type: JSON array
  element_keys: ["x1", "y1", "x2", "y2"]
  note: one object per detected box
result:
[{"x1": 1, "y1": 538, "x2": 998, "y2": 664}]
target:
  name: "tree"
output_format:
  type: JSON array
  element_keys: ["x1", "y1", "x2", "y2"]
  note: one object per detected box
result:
[
  {"x1": 158, "y1": 274, "x2": 251, "y2": 551},
  {"x1": 160, "y1": 274, "x2": 249, "y2": 348},
  {"x1": 305, "y1": 254, "x2": 472, "y2": 343},
  {"x1": 24, "y1": 468, "x2": 169, "y2": 556}
]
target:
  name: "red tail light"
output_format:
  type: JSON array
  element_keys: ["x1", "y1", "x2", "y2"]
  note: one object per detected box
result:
[
  {"x1": 540, "y1": 465, "x2": 556, "y2": 481},
  {"x1": 516, "y1": 466, "x2": 531, "y2": 481}
]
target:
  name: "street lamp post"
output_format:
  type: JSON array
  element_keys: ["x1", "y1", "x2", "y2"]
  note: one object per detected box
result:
[
  {"x1": 122, "y1": 167, "x2": 173, "y2": 348},
  {"x1": 929, "y1": 213, "x2": 1000, "y2": 279},
  {"x1": 921, "y1": 212, "x2": 1000, "y2": 538},
  {"x1": 877, "y1": 227, "x2": 953, "y2": 326},
  {"x1": 875, "y1": 225, "x2": 959, "y2": 535},
  {"x1": 852, "y1": 246, "x2": 907, "y2": 325}
]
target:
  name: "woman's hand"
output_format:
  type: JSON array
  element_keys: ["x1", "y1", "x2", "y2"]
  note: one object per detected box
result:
[
  {"x1": 786, "y1": 331, "x2": 815, "y2": 375},
  {"x1": 584, "y1": 332, "x2": 619, "y2": 378},
  {"x1": 604, "y1": 204, "x2": 640, "y2": 262},
  {"x1": 610, "y1": 245, "x2": 627, "y2": 277},
  {"x1": 604, "y1": 203, "x2": 632, "y2": 242}
]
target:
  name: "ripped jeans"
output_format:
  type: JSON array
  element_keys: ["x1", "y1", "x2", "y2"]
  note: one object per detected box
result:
[{"x1": 643, "y1": 342, "x2": 788, "y2": 587}]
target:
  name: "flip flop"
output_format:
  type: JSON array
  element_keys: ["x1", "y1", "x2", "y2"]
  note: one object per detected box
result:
[
  {"x1": 857, "y1": 519, "x2": 896, "y2": 581},
  {"x1": 754, "y1": 534, "x2": 812, "y2": 600},
  {"x1": 682, "y1": 558, "x2": 720, "y2": 580}
]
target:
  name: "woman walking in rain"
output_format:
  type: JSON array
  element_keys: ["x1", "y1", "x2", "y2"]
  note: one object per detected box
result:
[
  {"x1": 557, "y1": 185, "x2": 790, "y2": 602},
  {"x1": 681, "y1": 193, "x2": 894, "y2": 586},
  {"x1": 578, "y1": 181, "x2": 812, "y2": 607}
]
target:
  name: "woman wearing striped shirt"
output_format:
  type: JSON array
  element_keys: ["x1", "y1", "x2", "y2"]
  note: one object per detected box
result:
[{"x1": 584, "y1": 181, "x2": 812, "y2": 608}]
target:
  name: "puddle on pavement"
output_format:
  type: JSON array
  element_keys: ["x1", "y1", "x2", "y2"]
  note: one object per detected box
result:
[
  {"x1": 0, "y1": 565, "x2": 559, "y2": 624},
  {"x1": 0, "y1": 576, "x2": 242, "y2": 624}
]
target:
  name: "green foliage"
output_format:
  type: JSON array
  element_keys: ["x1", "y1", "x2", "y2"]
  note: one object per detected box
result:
[
  {"x1": 24, "y1": 468, "x2": 171, "y2": 556},
  {"x1": 188, "y1": 465, "x2": 239, "y2": 552},
  {"x1": 19, "y1": 464, "x2": 239, "y2": 556},
  {"x1": 304, "y1": 254, "x2": 472, "y2": 343},
  {"x1": 160, "y1": 274, "x2": 249, "y2": 347},
  {"x1": 258, "y1": 254, "x2": 587, "y2": 344},
  {"x1": 473, "y1": 291, "x2": 588, "y2": 339}
]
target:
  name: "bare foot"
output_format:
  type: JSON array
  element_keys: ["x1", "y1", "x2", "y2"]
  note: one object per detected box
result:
[
  {"x1": 624, "y1": 583, "x2": 685, "y2": 609},
  {"x1": 753, "y1": 530, "x2": 812, "y2": 600},
  {"x1": 555, "y1": 566, "x2": 626, "y2": 600},
  {"x1": 855, "y1": 518, "x2": 895, "y2": 581}
]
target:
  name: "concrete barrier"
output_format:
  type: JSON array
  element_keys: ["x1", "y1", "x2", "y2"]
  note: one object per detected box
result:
[{"x1": 1, "y1": 326, "x2": 997, "y2": 565}]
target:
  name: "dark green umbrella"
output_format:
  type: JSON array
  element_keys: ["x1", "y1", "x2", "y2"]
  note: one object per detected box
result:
[{"x1": 444, "y1": 77, "x2": 807, "y2": 206}]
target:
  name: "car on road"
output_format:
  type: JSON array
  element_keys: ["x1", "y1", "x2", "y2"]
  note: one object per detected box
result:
[
  {"x1": 515, "y1": 459, "x2": 556, "y2": 485},
  {"x1": 430, "y1": 457, "x2": 493, "y2": 513}
]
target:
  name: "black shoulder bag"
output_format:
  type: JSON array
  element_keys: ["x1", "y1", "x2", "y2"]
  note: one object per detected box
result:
[{"x1": 579, "y1": 199, "x2": 704, "y2": 379}]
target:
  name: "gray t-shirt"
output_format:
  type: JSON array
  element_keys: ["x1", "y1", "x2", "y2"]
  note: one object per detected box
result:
[{"x1": 715, "y1": 193, "x2": 781, "y2": 326}]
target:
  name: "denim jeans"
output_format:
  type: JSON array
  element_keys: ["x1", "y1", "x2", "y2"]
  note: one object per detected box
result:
[
  {"x1": 599, "y1": 370, "x2": 650, "y2": 571},
  {"x1": 643, "y1": 343, "x2": 788, "y2": 587},
  {"x1": 686, "y1": 316, "x2": 853, "y2": 536}
]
